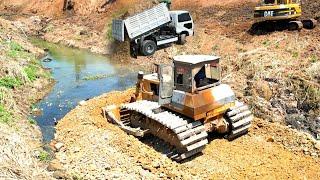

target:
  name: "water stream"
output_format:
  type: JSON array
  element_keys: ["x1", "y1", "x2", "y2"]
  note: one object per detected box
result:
[{"x1": 32, "y1": 40, "x2": 137, "y2": 142}]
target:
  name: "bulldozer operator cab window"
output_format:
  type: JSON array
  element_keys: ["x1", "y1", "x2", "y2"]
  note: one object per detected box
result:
[
  {"x1": 263, "y1": 0, "x2": 275, "y2": 4},
  {"x1": 194, "y1": 64, "x2": 220, "y2": 88},
  {"x1": 178, "y1": 13, "x2": 191, "y2": 22}
]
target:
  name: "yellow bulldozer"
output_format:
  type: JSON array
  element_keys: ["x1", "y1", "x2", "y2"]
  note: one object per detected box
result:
[
  {"x1": 103, "y1": 55, "x2": 253, "y2": 161},
  {"x1": 253, "y1": 0, "x2": 317, "y2": 31}
]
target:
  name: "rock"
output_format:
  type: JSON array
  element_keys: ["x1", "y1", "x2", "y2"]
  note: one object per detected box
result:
[
  {"x1": 79, "y1": 100, "x2": 87, "y2": 106},
  {"x1": 311, "y1": 153, "x2": 317, "y2": 157},
  {"x1": 159, "y1": 173, "x2": 165, "y2": 178},
  {"x1": 79, "y1": 30, "x2": 88, "y2": 35},
  {"x1": 54, "y1": 142, "x2": 64, "y2": 151},
  {"x1": 53, "y1": 170, "x2": 68, "y2": 179},
  {"x1": 315, "y1": 143, "x2": 320, "y2": 150},
  {"x1": 47, "y1": 159, "x2": 63, "y2": 171},
  {"x1": 267, "y1": 137, "x2": 275, "y2": 142},
  {"x1": 104, "y1": 164, "x2": 111, "y2": 170},
  {"x1": 152, "y1": 161, "x2": 160, "y2": 169}
]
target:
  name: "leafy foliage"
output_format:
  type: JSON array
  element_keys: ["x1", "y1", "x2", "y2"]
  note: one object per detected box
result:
[
  {"x1": 0, "y1": 77, "x2": 22, "y2": 89},
  {"x1": 0, "y1": 104, "x2": 12, "y2": 124}
]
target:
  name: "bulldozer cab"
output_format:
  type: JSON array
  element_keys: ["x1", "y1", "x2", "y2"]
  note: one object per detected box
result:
[
  {"x1": 142, "y1": 55, "x2": 221, "y2": 105},
  {"x1": 173, "y1": 55, "x2": 221, "y2": 94}
]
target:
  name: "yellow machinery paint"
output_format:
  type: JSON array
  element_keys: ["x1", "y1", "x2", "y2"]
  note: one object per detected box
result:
[{"x1": 253, "y1": 0, "x2": 317, "y2": 30}]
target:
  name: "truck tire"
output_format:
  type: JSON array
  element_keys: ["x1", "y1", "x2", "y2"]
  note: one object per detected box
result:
[
  {"x1": 178, "y1": 34, "x2": 187, "y2": 45},
  {"x1": 141, "y1": 40, "x2": 157, "y2": 56}
]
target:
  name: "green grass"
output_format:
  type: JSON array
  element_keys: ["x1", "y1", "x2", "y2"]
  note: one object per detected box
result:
[
  {"x1": 28, "y1": 117, "x2": 37, "y2": 125},
  {"x1": 0, "y1": 77, "x2": 22, "y2": 89},
  {"x1": 0, "y1": 104, "x2": 12, "y2": 124},
  {"x1": 310, "y1": 55, "x2": 318, "y2": 63},
  {"x1": 7, "y1": 41, "x2": 23, "y2": 58},
  {"x1": 292, "y1": 52, "x2": 299, "y2": 58},
  {"x1": 38, "y1": 150, "x2": 51, "y2": 162},
  {"x1": 24, "y1": 65, "x2": 38, "y2": 82}
]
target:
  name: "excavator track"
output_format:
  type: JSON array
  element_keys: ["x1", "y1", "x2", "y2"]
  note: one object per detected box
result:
[
  {"x1": 120, "y1": 100, "x2": 208, "y2": 161},
  {"x1": 226, "y1": 101, "x2": 253, "y2": 140}
]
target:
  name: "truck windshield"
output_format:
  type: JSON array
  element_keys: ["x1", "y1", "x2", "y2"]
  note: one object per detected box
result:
[{"x1": 178, "y1": 13, "x2": 191, "y2": 22}]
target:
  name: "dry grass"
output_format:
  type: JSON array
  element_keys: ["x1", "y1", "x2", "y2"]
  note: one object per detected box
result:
[
  {"x1": 0, "y1": 87, "x2": 15, "y2": 110},
  {"x1": 0, "y1": 126, "x2": 51, "y2": 179}
]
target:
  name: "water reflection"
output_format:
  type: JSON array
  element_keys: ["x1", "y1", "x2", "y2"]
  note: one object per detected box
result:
[{"x1": 31, "y1": 40, "x2": 137, "y2": 142}]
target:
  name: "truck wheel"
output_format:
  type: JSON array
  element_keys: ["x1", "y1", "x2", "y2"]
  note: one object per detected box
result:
[
  {"x1": 141, "y1": 40, "x2": 157, "y2": 56},
  {"x1": 178, "y1": 34, "x2": 187, "y2": 45}
]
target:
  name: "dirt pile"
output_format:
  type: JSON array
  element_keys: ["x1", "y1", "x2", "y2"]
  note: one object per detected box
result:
[
  {"x1": 0, "y1": 17, "x2": 53, "y2": 179},
  {"x1": 53, "y1": 89, "x2": 320, "y2": 179}
]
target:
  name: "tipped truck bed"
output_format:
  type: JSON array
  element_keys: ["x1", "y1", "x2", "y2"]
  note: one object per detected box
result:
[{"x1": 112, "y1": 3, "x2": 171, "y2": 41}]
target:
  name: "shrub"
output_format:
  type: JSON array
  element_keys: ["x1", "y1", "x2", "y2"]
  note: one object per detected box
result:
[
  {"x1": 0, "y1": 104, "x2": 12, "y2": 124},
  {"x1": 28, "y1": 117, "x2": 37, "y2": 125},
  {"x1": 24, "y1": 65, "x2": 38, "y2": 82},
  {"x1": 38, "y1": 151, "x2": 51, "y2": 162},
  {"x1": 0, "y1": 77, "x2": 22, "y2": 89}
]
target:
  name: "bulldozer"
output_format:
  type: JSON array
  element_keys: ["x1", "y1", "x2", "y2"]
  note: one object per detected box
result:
[
  {"x1": 253, "y1": 0, "x2": 317, "y2": 31},
  {"x1": 103, "y1": 55, "x2": 253, "y2": 161}
]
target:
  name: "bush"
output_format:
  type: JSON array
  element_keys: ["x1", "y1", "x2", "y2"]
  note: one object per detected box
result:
[
  {"x1": 38, "y1": 151, "x2": 51, "y2": 162},
  {"x1": 24, "y1": 65, "x2": 38, "y2": 82},
  {"x1": 28, "y1": 117, "x2": 37, "y2": 125},
  {"x1": 0, "y1": 77, "x2": 22, "y2": 89},
  {"x1": 0, "y1": 104, "x2": 12, "y2": 124}
]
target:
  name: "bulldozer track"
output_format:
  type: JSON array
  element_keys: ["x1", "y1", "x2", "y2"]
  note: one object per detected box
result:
[
  {"x1": 226, "y1": 101, "x2": 253, "y2": 140},
  {"x1": 120, "y1": 100, "x2": 208, "y2": 161}
]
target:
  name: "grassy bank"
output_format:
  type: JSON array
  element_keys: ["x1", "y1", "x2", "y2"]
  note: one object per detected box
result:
[{"x1": 0, "y1": 17, "x2": 53, "y2": 179}]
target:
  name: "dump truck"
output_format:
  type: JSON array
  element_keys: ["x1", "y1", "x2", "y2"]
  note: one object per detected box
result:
[
  {"x1": 112, "y1": 3, "x2": 194, "y2": 57},
  {"x1": 103, "y1": 55, "x2": 253, "y2": 161},
  {"x1": 253, "y1": 0, "x2": 317, "y2": 31}
]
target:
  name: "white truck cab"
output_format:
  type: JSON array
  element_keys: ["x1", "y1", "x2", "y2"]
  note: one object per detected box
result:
[
  {"x1": 169, "y1": 11, "x2": 194, "y2": 37},
  {"x1": 112, "y1": 3, "x2": 195, "y2": 57}
]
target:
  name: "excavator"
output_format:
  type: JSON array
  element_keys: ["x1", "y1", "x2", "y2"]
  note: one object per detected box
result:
[
  {"x1": 103, "y1": 55, "x2": 253, "y2": 161},
  {"x1": 253, "y1": 0, "x2": 317, "y2": 31}
]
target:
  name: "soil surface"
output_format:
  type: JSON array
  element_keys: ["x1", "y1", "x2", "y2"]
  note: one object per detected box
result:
[{"x1": 54, "y1": 89, "x2": 320, "y2": 179}]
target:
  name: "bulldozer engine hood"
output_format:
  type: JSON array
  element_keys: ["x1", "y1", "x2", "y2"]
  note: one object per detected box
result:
[{"x1": 168, "y1": 84, "x2": 236, "y2": 120}]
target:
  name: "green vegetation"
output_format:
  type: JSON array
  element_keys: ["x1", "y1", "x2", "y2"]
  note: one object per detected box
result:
[
  {"x1": 262, "y1": 40, "x2": 270, "y2": 46},
  {"x1": 38, "y1": 150, "x2": 51, "y2": 162},
  {"x1": 292, "y1": 51, "x2": 299, "y2": 58},
  {"x1": 0, "y1": 104, "x2": 12, "y2": 124},
  {"x1": 24, "y1": 65, "x2": 38, "y2": 82},
  {"x1": 212, "y1": 45, "x2": 219, "y2": 52},
  {"x1": 82, "y1": 74, "x2": 114, "y2": 81},
  {"x1": 0, "y1": 77, "x2": 22, "y2": 89},
  {"x1": 310, "y1": 55, "x2": 318, "y2": 63},
  {"x1": 7, "y1": 41, "x2": 23, "y2": 58},
  {"x1": 28, "y1": 117, "x2": 37, "y2": 125}
]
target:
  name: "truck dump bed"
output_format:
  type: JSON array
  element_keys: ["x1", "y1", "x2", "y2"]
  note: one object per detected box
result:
[{"x1": 112, "y1": 3, "x2": 171, "y2": 41}]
